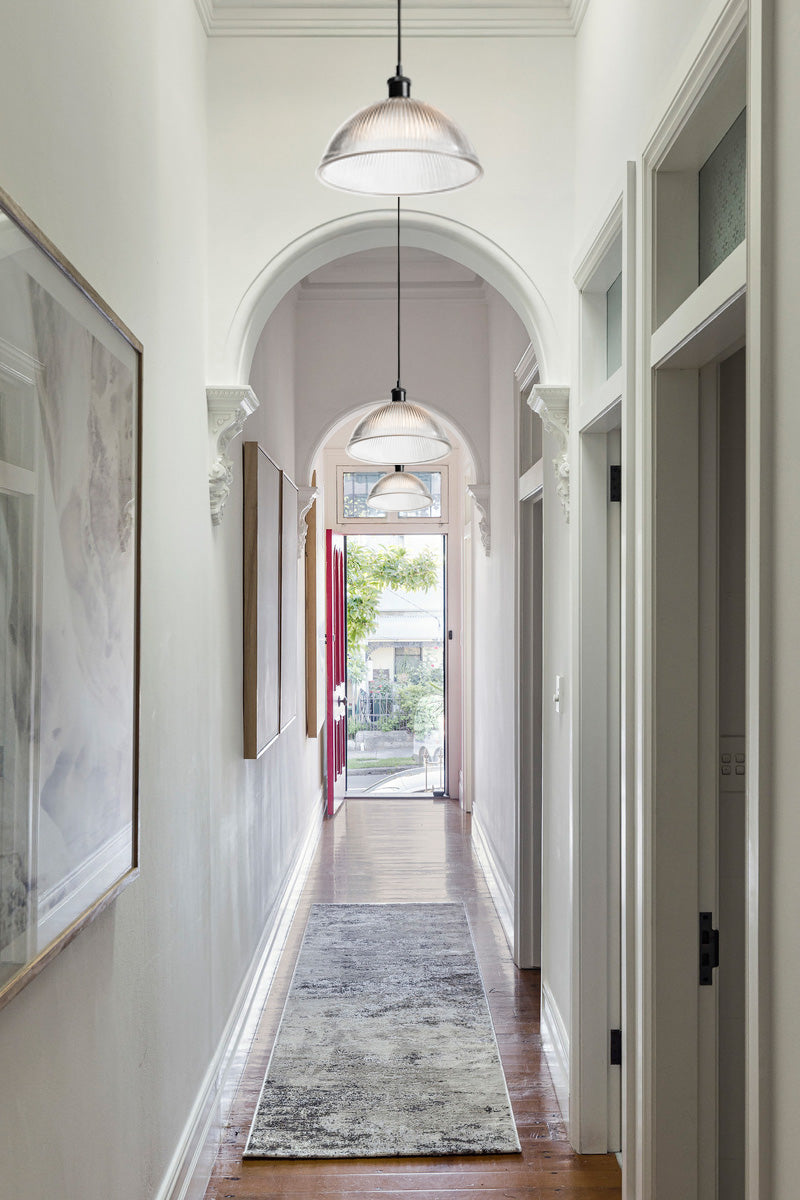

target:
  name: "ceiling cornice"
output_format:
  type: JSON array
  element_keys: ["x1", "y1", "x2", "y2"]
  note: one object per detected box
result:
[
  {"x1": 193, "y1": 1, "x2": 588, "y2": 38},
  {"x1": 298, "y1": 279, "x2": 487, "y2": 302}
]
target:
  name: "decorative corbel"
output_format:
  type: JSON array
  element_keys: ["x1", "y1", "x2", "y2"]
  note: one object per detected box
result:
[
  {"x1": 529, "y1": 385, "x2": 570, "y2": 522},
  {"x1": 207, "y1": 386, "x2": 260, "y2": 526},
  {"x1": 467, "y1": 483, "x2": 490, "y2": 555},
  {"x1": 297, "y1": 486, "x2": 318, "y2": 558}
]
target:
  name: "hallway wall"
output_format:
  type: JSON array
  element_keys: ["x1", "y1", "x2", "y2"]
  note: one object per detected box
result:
[
  {"x1": 471, "y1": 296, "x2": 529, "y2": 906},
  {"x1": 0, "y1": 3, "x2": 323, "y2": 1199},
  {"x1": 291, "y1": 263, "x2": 491, "y2": 483},
  {"x1": 573, "y1": 0, "x2": 717, "y2": 237},
  {"x1": 206, "y1": 34, "x2": 575, "y2": 382}
]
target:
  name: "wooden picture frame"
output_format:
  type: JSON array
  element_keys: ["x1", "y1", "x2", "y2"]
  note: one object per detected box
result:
[
  {"x1": 243, "y1": 442, "x2": 281, "y2": 757},
  {"x1": 0, "y1": 184, "x2": 142, "y2": 1010},
  {"x1": 279, "y1": 471, "x2": 298, "y2": 732}
]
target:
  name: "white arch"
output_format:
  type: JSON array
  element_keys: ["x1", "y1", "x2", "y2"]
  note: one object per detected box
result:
[
  {"x1": 304, "y1": 400, "x2": 482, "y2": 492},
  {"x1": 225, "y1": 208, "x2": 564, "y2": 387}
]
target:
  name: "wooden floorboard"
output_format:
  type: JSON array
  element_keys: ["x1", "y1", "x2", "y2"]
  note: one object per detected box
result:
[{"x1": 204, "y1": 799, "x2": 621, "y2": 1199}]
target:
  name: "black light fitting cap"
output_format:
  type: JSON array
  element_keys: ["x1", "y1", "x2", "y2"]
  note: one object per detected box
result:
[
  {"x1": 388, "y1": 73, "x2": 411, "y2": 98},
  {"x1": 391, "y1": 386, "x2": 407, "y2": 403}
]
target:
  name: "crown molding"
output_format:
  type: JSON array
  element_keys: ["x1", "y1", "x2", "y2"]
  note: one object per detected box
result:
[
  {"x1": 297, "y1": 278, "x2": 487, "y2": 303},
  {"x1": 194, "y1": 1, "x2": 586, "y2": 38},
  {"x1": 207, "y1": 386, "x2": 260, "y2": 526},
  {"x1": 514, "y1": 341, "x2": 540, "y2": 397},
  {"x1": 569, "y1": 0, "x2": 590, "y2": 34}
]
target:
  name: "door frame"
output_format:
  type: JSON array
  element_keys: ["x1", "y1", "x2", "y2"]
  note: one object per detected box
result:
[
  {"x1": 569, "y1": 168, "x2": 635, "y2": 1160},
  {"x1": 635, "y1": 4, "x2": 767, "y2": 1194},
  {"x1": 515, "y1": 477, "x2": 543, "y2": 970},
  {"x1": 341, "y1": 530, "x2": 450, "y2": 800}
]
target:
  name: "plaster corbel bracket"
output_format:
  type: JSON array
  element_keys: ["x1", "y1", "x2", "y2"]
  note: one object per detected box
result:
[
  {"x1": 207, "y1": 386, "x2": 260, "y2": 526},
  {"x1": 467, "y1": 483, "x2": 491, "y2": 555},
  {"x1": 529, "y1": 385, "x2": 571, "y2": 523},
  {"x1": 297, "y1": 486, "x2": 319, "y2": 558}
]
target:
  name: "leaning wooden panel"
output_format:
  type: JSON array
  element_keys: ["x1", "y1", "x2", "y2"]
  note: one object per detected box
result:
[
  {"x1": 0, "y1": 184, "x2": 142, "y2": 1010},
  {"x1": 243, "y1": 442, "x2": 281, "y2": 758}
]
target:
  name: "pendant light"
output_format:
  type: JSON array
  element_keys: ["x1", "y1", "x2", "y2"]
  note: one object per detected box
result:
[
  {"x1": 317, "y1": 0, "x2": 482, "y2": 196},
  {"x1": 347, "y1": 200, "x2": 451, "y2": 465},
  {"x1": 367, "y1": 465, "x2": 433, "y2": 512}
]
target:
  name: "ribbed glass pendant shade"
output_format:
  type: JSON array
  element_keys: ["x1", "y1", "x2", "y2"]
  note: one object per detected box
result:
[
  {"x1": 367, "y1": 468, "x2": 433, "y2": 512},
  {"x1": 317, "y1": 96, "x2": 482, "y2": 196},
  {"x1": 347, "y1": 390, "x2": 451, "y2": 464}
]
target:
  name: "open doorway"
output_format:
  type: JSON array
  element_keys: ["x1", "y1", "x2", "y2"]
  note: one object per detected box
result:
[{"x1": 345, "y1": 533, "x2": 447, "y2": 798}]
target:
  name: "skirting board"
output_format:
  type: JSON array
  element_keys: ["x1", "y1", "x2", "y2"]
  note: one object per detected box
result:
[
  {"x1": 155, "y1": 791, "x2": 324, "y2": 1200},
  {"x1": 540, "y1": 979, "x2": 570, "y2": 1124},
  {"x1": 470, "y1": 810, "x2": 514, "y2": 953}
]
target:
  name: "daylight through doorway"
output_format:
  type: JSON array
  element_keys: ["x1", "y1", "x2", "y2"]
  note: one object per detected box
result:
[{"x1": 345, "y1": 534, "x2": 446, "y2": 797}]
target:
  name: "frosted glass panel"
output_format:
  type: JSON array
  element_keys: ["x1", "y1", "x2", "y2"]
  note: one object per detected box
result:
[
  {"x1": 606, "y1": 272, "x2": 622, "y2": 378},
  {"x1": 699, "y1": 108, "x2": 746, "y2": 283}
]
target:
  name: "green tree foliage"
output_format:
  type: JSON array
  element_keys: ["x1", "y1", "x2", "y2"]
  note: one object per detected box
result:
[
  {"x1": 346, "y1": 542, "x2": 439, "y2": 688},
  {"x1": 394, "y1": 660, "x2": 444, "y2": 737}
]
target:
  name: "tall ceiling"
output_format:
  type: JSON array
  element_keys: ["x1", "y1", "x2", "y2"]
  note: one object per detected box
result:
[{"x1": 194, "y1": 0, "x2": 589, "y2": 37}]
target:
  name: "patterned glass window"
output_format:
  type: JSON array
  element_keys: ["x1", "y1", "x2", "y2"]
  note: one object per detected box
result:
[
  {"x1": 699, "y1": 108, "x2": 746, "y2": 283},
  {"x1": 342, "y1": 471, "x2": 443, "y2": 519}
]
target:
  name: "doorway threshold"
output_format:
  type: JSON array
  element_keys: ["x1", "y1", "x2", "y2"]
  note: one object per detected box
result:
[{"x1": 344, "y1": 793, "x2": 452, "y2": 802}]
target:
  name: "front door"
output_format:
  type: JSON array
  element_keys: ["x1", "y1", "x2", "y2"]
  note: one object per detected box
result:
[{"x1": 325, "y1": 530, "x2": 346, "y2": 817}]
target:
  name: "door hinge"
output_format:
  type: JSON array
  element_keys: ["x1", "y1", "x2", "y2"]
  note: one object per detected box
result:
[
  {"x1": 699, "y1": 912, "x2": 720, "y2": 985},
  {"x1": 609, "y1": 464, "x2": 621, "y2": 503},
  {"x1": 610, "y1": 1028, "x2": 622, "y2": 1066}
]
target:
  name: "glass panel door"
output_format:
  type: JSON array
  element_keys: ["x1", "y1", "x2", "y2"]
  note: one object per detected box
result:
[{"x1": 345, "y1": 534, "x2": 446, "y2": 797}]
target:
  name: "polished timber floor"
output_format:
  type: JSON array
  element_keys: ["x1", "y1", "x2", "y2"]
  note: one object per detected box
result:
[{"x1": 205, "y1": 799, "x2": 622, "y2": 1200}]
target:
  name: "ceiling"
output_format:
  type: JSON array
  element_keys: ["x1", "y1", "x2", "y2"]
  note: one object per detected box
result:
[
  {"x1": 298, "y1": 247, "x2": 486, "y2": 302},
  {"x1": 194, "y1": 0, "x2": 589, "y2": 38}
]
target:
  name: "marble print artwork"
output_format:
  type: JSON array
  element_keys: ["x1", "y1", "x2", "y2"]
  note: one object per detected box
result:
[
  {"x1": 244, "y1": 902, "x2": 521, "y2": 1159},
  {"x1": 29, "y1": 275, "x2": 136, "y2": 908},
  {"x1": 0, "y1": 250, "x2": 137, "y2": 971}
]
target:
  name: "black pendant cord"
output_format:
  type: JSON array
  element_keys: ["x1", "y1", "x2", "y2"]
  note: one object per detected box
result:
[
  {"x1": 396, "y1": 196, "x2": 401, "y2": 389},
  {"x1": 396, "y1": 0, "x2": 402, "y2": 76}
]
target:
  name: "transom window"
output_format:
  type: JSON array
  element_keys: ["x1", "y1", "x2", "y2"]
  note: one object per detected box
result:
[{"x1": 339, "y1": 468, "x2": 446, "y2": 521}]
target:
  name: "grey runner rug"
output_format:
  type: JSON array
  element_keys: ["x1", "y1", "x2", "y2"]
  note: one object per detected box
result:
[{"x1": 244, "y1": 901, "x2": 521, "y2": 1159}]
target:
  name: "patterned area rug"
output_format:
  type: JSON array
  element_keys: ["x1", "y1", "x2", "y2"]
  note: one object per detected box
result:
[{"x1": 244, "y1": 902, "x2": 521, "y2": 1159}]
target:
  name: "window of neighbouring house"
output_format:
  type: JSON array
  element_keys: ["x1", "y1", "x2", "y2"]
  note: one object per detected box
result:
[{"x1": 394, "y1": 645, "x2": 422, "y2": 678}]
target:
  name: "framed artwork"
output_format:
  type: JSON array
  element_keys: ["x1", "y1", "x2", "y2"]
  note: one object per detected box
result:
[
  {"x1": 0, "y1": 185, "x2": 142, "y2": 1010},
  {"x1": 279, "y1": 471, "x2": 298, "y2": 731},
  {"x1": 243, "y1": 442, "x2": 281, "y2": 757}
]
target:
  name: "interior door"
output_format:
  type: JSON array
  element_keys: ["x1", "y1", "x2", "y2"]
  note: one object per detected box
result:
[{"x1": 325, "y1": 530, "x2": 346, "y2": 817}]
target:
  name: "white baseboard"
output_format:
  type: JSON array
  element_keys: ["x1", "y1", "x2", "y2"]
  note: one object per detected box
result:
[
  {"x1": 156, "y1": 799, "x2": 323, "y2": 1200},
  {"x1": 470, "y1": 811, "x2": 514, "y2": 953},
  {"x1": 540, "y1": 978, "x2": 570, "y2": 1124}
]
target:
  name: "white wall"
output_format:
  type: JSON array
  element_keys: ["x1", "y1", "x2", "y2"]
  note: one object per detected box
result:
[
  {"x1": 209, "y1": 290, "x2": 324, "y2": 1021},
  {"x1": 573, "y1": 0, "x2": 717, "y2": 238},
  {"x1": 206, "y1": 34, "x2": 575, "y2": 383},
  {"x1": 292, "y1": 261, "x2": 491, "y2": 484},
  {"x1": 0, "y1": 4, "x2": 322, "y2": 1199},
  {"x1": 471, "y1": 295, "x2": 529, "y2": 897},
  {"x1": 538, "y1": 426, "x2": 573, "y2": 1037}
]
